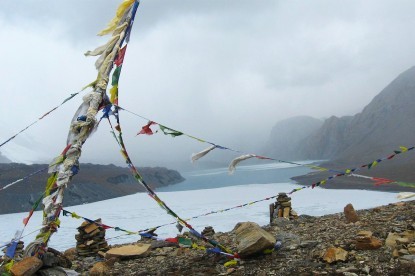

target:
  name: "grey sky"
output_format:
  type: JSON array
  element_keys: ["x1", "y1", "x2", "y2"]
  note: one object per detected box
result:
[{"x1": 1, "y1": 0, "x2": 415, "y2": 169}]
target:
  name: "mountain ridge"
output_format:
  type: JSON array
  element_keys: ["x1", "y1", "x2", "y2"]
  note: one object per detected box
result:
[
  {"x1": 264, "y1": 66, "x2": 415, "y2": 186},
  {"x1": 0, "y1": 163, "x2": 185, "y2": 214}
]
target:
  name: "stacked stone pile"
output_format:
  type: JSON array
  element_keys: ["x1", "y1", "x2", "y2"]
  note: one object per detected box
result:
[
  {"x1": 201, "y1": 226, "x2": 215, "y2": 237},
  {"x1": 270, "y1": 193, "x2": 298, "y2": 223},
  {"x1": 76, "y1": 219, "x2": 109, "y2": 256}
]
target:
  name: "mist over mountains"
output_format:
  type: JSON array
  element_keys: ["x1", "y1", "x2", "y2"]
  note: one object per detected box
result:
[
  {"x1": 0, "y1": 152, "x2": 10, "y2": 163},
  {"x1": 264, "y1": 66, "x2": 415, "y2": 183}
]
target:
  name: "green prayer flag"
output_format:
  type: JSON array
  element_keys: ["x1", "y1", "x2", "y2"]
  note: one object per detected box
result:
[
  {"x1": 112, "y1": 66, "x2": 123, "y2": 86},
  {"x1": 159, "y1": 125, "x2": 183, "y2": 137}
]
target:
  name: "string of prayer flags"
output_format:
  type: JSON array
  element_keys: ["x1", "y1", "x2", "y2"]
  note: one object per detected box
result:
[
  {"x1": 105, "y1": 22, "x2": 238, "y2": 257},
  {"x1": 122, "y1": 105, "x2": 345, "y2": 173},
  {"x1": 61, "y1": 208, "x2": 238, "y2": 259},
  {"x1": 0, "y1": 91, "x2": 82, "y2": 149},
  {"x1": 0, "y1": 167, "x2": 48, "y2": 192},
  {"x1": 27, "y1": 0, "x2": 142, "y2": 256},
  {"x1": 287, "y1": 145, "x2": 415, "y2": 195}
]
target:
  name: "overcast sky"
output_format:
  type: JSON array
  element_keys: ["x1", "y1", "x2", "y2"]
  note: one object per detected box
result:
[{"x1": 1, "y1": 0, "x2": 415, "y2": 170}]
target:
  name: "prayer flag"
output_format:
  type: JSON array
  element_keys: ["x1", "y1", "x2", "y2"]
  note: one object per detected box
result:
[
  {"x1": 159, "y1": 125, "x2": 183, "y2": 137},
  {"x1": 112, "y1": 66, "x2": 122, "y2": 86},
  {"x1": 137, "y1": 121, "x2": 157, "y2": 135},
  {"x1": 114, "y1": 46, "x2": 127, "y2": 66}
]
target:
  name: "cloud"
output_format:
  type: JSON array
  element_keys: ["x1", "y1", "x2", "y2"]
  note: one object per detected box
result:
[{"x1": 1, "y1": 0, "x2": 415, "y2": 169}]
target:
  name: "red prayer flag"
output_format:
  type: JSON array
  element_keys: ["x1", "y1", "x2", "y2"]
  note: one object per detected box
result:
[
  {"x1": 255, "y1": 155, "x2": 272, "y2": 160},
  {"x1": 101, "y1": 224, "x2": 112, "y2": 230},
  {"x1": 23, "y1": 210, "x2": 34, "y2": 226},
  {"x1": 114, "y1": 46, "x2": 127, "y2": 67},
  {"x1": 137, "y1": 121, "x2": 157, "y2": 135},
  {"x1": 165, "y1": 238, "x2": 178, "y2": 243},
  {"x1": 373, "y1": 177, "x2": 393, "y2": 186}
]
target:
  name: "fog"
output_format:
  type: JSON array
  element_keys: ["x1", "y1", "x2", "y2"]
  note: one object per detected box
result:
[{"x1": 1, "y1": 0, "x2": 415, "y2": 170}]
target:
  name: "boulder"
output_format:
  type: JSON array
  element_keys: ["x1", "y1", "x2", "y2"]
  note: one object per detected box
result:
[
  {"x1": 233, "y1": 222, "x2": 276, "y2": 257},
  {"x1": 10, "y1": 256, "x2": 43, "y2": 276},
  {"x1": 105, "y1": 244, "x2": 151, "y2": 260},
  {"x1": 89, "y1": 262, "x2": 110, "y2": 276},
  {"x1": 322, "y1": 247, "x2": 348, "y2": 263},
  {"x1": 386, "y1": 232, "x2": 401, "y2": 249},
  {"x1": 63, "y1": 247, "x2": 77, "y2": 261},
  {"x1": 354, "y1": 231, "x2": 382, "y2": 250},
  {"x1": 344, "y1": 203, "x2": 359, "y2": 223},
  {"x1": 37, "y1": 267, "x2": 68, "y2": 276}
]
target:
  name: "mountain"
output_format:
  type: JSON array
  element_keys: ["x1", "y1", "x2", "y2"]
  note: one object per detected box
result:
[
  {"x1": 262, "y1": 116, "x2": 323, "y2": 160},
  {"x1": 304, "y1": 66, "x2": 415, "y2": 164},
  {"x1": 265, "y1": 66, "x2": 415, "y2": 185},
  {"x1": 0, "y1": 152, "x2": 11, "y2": 163},
  {"x1": 0, "y1": 163, "x2": 184, "y2": 214}
]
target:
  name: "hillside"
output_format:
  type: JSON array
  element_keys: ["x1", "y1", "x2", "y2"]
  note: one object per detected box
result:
[
  {"x1": 0, "y1": 152, "x2": 10, "y2": 163},
  {"x1": 265, "y1": 66, "x2": 415, "y2": 186},
  {"x1": 4, "y1": 200, "x2": 413, "y2": 275},
  {"x1": 0, "y1": 163, "x2": 184, "y2": 214},
  {"x1": 305, "y1": 66, "x2": 415, "y2": 164},
  {"x1": 262, "y1": 116, "x2": 323, "y2": 160}
]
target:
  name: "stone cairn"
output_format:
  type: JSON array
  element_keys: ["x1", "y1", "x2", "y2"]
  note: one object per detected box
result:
[
  {"x1": 76, "y1": 219, "x2": 109, "y2": 257},
  {"x1": 270, "y1": 193, "x2": 298, "y2": 224},
  {"x1": 201, "y1": 226, "x2": 215, "y2": 238}
]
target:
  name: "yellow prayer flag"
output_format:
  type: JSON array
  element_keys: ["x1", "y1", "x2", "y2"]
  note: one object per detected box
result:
[
  {"x1": 98, "y1": 0, "x2": 135, "y2": 36},
  {"x1": 224, "y1": 259, "x2": 238, "y2": 267},
  {"x1": 110, "y1": 85, "x2": 119, "y2": 104},
  {"x1": 372, "y1": 160, "x2": 378, "y2": 168},
  {"x1": 400, "y1": 146, "x2": 408, "y2": 152},
  {"x1": 71, "y1": 212, "x2": 81, "y2": 219}
]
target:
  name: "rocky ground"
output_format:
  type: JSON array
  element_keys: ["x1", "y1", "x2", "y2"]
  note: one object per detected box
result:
[{"x1": 2, "y1": 200, "x2": 414, "y2": 275}]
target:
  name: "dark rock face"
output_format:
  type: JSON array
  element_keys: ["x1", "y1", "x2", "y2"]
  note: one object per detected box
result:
[
  {"x1": 0, "y1": 163, "x2": 185, "y2": 214},
  {"x1": 262, "y1": 116, "x2": 323, "y2": 160},
  {"x1": 265, "y1": 66, "x2": 415, "y2": 184},
  {"x1": 304, "y1": 66, "x2": 415, "y2": 165}
]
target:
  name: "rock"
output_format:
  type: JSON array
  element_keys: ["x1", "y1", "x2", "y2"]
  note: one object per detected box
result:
[
  {"x1": 150, "y1": 240, "x2": 179, "y2": 249},
  {"x1": 63, "y1": 247, "x2": 77, "y2": 261},
  {"x1": 42, "y1": 252, "x2": 60, "y2": 267},
  {"x1": 283, "y1": 208, "x2": 290, "y2": 218},
  {"x1": 386, "y1": 231, "x2": 415, "y2": 249},
  {"x1": 354, "y1": 231, "x2": 382, "y2": 250},
  {"x1": 322, "y1": 247, "x2": 348, "y2": 263},
  {"x1": 400, "y1": 254, "x2": 415, "y2": 263},
  {"x1": 105, "y1": 244, "x2": 151, "y2": 259},
  {"x1": 10, "y1": 256, "x2": 43, "y2": 276},
  {"x1": 89, "y1": 262, "x2": 110, "y2": 276},
  {"x1": 344, "y1": 204, "x2": 359, "y2": 223},
  {"x1": 233, "y1": 222, "x2": 276, "y2": 257},
  {"x1": 386, "y1": 232, "x2": 401, "y2": 249},
  {"x1": 37, "y1": 267, "x2": 68, "y2": 276},
  {"x1": 299, "y1": 240, "x2": 319, "y2": 249}
]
